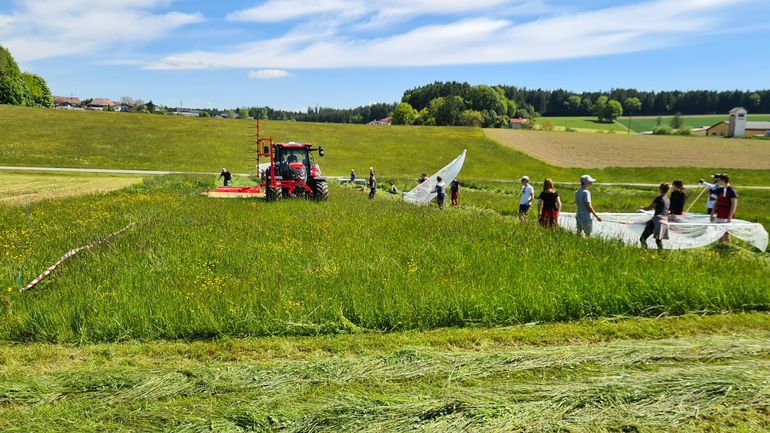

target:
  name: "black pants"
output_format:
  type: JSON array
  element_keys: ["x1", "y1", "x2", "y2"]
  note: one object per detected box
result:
[
  {"x1": 369, "y1": 188, "x2": 376, "y2": 199},
  {"x1": 640, "y1": 219, "x2": 663, "y2": 249},
  {"x1": 436, "y1": 193, "x2": 445, "y2": 208}
]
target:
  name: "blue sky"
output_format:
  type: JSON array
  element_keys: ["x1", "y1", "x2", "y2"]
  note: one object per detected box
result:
[{"x1": 1, "y1": 0, "x2": 769, "y2": 110}]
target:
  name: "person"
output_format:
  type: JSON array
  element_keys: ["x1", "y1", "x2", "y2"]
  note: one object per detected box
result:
[
  {"x1": 518, "y1": 176, "x2": 535, "y2": 221},
  {"x1": 639, "y1": 183, "x2": 671, "y2": 250},
  {"x1": 711, "y1": 174, "x2": 738, "y2": 243},
  {"x1": 432, "y1": 176, "x2": 446, "y2": 209},
  {"x1": 699, "y1": 174, "x2": 721, "y2": 215},
  {"x1": 450, "y1": 179, "x2": 460, "y2": 206},
  {"x1": 368, "y1": 170, "x2": 377, "y2": 199},
  {"x1": 537, "y1": 178, "x2": 561, "y2": 227},
  {"x1": 350, "y1": 169, "x2": 356, "y2": 184},
  {"x1": 418, "y1": 173, "x2": 428, "y2": 184},
  {"x1": 575, "y1": 175, "x2": 602, "y2": 237},
  {"x1": 219, "y1": 168, "x2": 232, "y2": 186},
  {"x1": 669, "y1": 180, "x2": 687, "y2": 216},
  {"x1": 388, "y1": 181, "x2": 399, "y2": 195}
]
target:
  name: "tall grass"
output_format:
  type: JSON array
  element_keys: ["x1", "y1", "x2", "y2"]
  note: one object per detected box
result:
[{"x1": 1, "y1": 176, "x2": 768, "y2": 342}]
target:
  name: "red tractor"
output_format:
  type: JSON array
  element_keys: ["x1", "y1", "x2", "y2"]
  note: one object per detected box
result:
[{"x1": 257, "y1": 121, "x2": 329, "y2": 202}]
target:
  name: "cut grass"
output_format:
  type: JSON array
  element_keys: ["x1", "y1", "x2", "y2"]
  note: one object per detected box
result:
[
  {"x1": 1, "y1": 176, "x2": 768, "y2": 343},
  {"x1": 1, "y1": 313, "x2": 768, "y2": 432},
  {"x1": 539, "y1": 116, "x2": 628, "y2": 132},
  {"x1": 485, "y1": 128, "x2": 770, "y2": 172},
  {"x1": 621, "y1": 114, "x2": 770, "y2": 133},
  {"x1": 0, "y1": 171, "x2": 142, "y2": 205}
]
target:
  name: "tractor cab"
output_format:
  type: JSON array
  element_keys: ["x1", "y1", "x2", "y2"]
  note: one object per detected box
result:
[
  {"x1": 275, "y1": 143, "x2": 321, "y2": 181},
  {"x1": 261, "y1": 139, "x2": 328, "y2": 202}
]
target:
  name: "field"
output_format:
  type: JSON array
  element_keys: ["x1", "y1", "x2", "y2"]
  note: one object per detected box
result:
[
  {"x1": 2, "y1": 106, "x2": 770, "y2": 432},
  {"x1": 2, "y1": 314, "x2": 769, "y2": 432},
  {"x1": 0, "y1": 171, "x2": 141, "y2": 204},
  {"x1": 620, "y1": 114, "x2": 770, "y2": 132},
  {"x1": 485, "y1": 128, "x2": 770, "y2": 171},
  {"x1": 539, "y1": 116, "x2": 628, "y2": 132}
]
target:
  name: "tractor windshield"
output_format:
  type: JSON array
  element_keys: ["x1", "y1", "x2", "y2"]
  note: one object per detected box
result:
[{"x1": 279, "y1": 148, "x2": 309, "y2": 166}]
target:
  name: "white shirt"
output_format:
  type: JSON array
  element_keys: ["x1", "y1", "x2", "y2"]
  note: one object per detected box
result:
[{"x1": 520, "y1": 184, "x2": 535, "y2": 205}]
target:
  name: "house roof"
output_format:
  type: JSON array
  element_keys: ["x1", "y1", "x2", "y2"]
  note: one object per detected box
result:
[
  {"x1": 54, "y1": 96, "x2": 80, "y2": 105},
  {"x1": 510, "y1": 118, "x2": 529, "y2": 124},
  {"x1": 707, "y1": 121, "x2": 728, "y2": 130},
  {"x1": 746, "y1": 121, "x2": 770, "y2": 129},
  {"x1": 89, "y1": 98, "x2": 115, "y2": 107},
  {"x1": 729, "y1": 106, "x2": 747, "y2": 114}
]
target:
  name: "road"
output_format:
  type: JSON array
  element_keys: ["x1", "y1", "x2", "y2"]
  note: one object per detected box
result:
[{"x1": 2, "y1": 165, "x2": 770, "y2": 190}]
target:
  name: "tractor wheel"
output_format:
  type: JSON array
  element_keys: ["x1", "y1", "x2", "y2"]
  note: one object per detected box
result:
[
  {"x1": 266, "y1": 187, "x2": 281, "y2": 202},
  {"x1": 313, "y1": 180, "x2": 329, "y2": 201}
]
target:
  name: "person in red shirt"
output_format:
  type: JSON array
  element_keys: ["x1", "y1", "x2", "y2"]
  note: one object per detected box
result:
[{"x1": 710, "y1": 174, "x2": 738, "y2": 243}]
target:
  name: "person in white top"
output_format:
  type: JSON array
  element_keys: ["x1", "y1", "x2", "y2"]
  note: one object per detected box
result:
[
  {"x1": 698, "y1": 174, "x2": 721, "y2": 215},
  {"x1": 519, "y1": 176, "x2": 535, "y2": 221}
]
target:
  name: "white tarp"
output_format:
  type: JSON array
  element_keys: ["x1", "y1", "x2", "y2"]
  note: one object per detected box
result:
[
  {"x1": 403, "y1": 150, "x2": 466, "y2": 205},
  {"x1": 559, "y1": 212, "x2": 768, "y2": 251}
]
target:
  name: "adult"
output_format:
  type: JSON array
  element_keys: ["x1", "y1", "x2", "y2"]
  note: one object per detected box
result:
[
  {"x1": 350, "y1": 169, "x2": 356, "y2": 184},
  {"x1": 518, "y1": 176, "x2": 535, "y2": 221},
  {"x1": 639, "y1": 183, "x2": 671, "y2": 250},
  {"x1": 537, "y1": 178, "x2": 561, "y2": 227},
  {"x1": 433, "y1": 176, "x2": 447, "y2": 209},
  {"x1": 388, "y1": 181, "x2": 399, "y2": 195},
  {"x1": 699, "y1": 174, "x2": 721, "y2": 215},
  {"x1": 450, "y1": 179, "x2": 460, "y2": 207},
  {"x1": 368, "y1": 170, "x2": 377, "y2": 199},
  {"x1": 711, "y1": 174, "x2": 738, "y2": 243},
  {"x1": 219, "y1": 168, "x2": 232, "y2": 186},
  {"x1": 669, "y1": 180, "x2": 687, "y2": 216},
  {"x1": 418, "y1": 173, "x2": 428, "y2": 185},
  {"x1": 575, "y1": 175, "x2": 602, "y2": 237}
]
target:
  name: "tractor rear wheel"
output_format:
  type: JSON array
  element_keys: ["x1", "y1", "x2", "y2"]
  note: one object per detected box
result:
[
  {"x1": 266, "y1": 187, "x2": 281, "y2": 202},
  {"x1": 313, "y1": 180, "x2": 329, "y2": 201}
]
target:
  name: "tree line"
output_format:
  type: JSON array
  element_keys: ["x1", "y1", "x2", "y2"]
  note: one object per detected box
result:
[
  {"x1": 0, "y1": 46, "x2": 54, "y2": 108},
  {"x1": 393, "y1": 81, "x2": 769, "y2": 127}
]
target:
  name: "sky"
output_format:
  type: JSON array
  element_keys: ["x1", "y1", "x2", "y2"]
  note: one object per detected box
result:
[{"x1": 1, "y1": 0, "x2": 769, "y2": 110}]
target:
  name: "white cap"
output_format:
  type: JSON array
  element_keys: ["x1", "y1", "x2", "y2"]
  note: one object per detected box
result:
[
  {"x1": 521, "y1": 176, "x2": 530, "y2": 182},
  {"x1": 580, "y1": 174, "x2": 596, "y2": 183}
]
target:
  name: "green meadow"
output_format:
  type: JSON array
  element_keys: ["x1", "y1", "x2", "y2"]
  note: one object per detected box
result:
[
  {"x1": 539, "y1": 116, "x2": 628, "y2": 132},
  {"x1": 621, "y1": 114, "x2": 770, "y2": 132}
]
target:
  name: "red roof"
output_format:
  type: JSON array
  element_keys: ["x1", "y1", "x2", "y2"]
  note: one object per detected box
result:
[{"x1": 510, "y1": 118, "x2": 529, "y2": 124}]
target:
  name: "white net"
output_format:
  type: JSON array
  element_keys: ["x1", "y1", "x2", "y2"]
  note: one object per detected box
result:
[
  {"x1": 403, "y1": 150, "x2": 466, "y2": 205},
  {"x1": 558, "y1": 212, "x2": 768, "y2": 251}
]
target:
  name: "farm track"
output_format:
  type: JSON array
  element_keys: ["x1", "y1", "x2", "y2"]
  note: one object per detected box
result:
[{"x1": 3, "y1": 165, "x2": 770, "y2": 190}]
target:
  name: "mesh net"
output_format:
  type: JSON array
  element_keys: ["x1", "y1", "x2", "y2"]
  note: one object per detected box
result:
[
  {"x1": 559, "y1": 212, "x2": 768, "y2": 251},
  {"x1": 403, "y1": 150, "x2": 466, "y2": 205}
]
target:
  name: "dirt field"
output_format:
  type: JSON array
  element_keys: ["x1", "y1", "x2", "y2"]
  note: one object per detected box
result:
[{"x1": 485, "y1": 129, "x2": 770, "y2": 169}]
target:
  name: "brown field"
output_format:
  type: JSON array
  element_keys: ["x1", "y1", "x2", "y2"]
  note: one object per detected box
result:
[
  {"x1": 485, "y1": 129, "x2": 770, "y2": 169},
  {"x1": 0, "y1": 172, "x2": 141, "y2": 205}
]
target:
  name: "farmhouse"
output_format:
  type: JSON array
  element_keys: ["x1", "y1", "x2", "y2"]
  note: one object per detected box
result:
[
  {"x1": 53, "y1": 96, "x2": 80, "y2": 108},
  {"x1": 367, "y1": 116, "x2": 391, "y2": 126},
  {"x1": 701, "y1": 107, "x2": 770, "y2": 137},
  {"x1": 87, "y1": 98, "x2": 116, "y2": 110},
  {"x1": 509, "y1": 118, "x2": 529, "y2": 129}
]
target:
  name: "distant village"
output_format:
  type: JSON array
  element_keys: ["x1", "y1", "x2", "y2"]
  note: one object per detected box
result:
[{"x1": 55, "y1": 96, "x2": 217, "y2": 118}]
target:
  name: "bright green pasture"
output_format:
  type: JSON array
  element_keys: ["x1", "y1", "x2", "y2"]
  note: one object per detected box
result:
[
  {"x1": 621, "y1": 114, "x2": 770, "y2": 132},
  {"x1": 1, "y1": 176, "x2": 768, "y2": 343},
  {"x1": 539, "y1": 116, "x2": 628, "y2": 132},
  {"x1": 4, "y1": 105, "x2": 770, "y2": 185}
]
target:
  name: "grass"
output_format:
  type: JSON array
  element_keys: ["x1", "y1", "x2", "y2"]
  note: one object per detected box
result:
[
  {"x1": 539, "y1": 116, "x2": 628, "y2": 132},
  {"x1": 484, "y1": 128, "x2": 770, "y2": 173},
  {"x1": 1, "y1": 176, "x2": 768, "y2": 343},
  {"x1": 0, "y1": 171, "x2": 141, "y2": 205},
  {"x1": 5, "y1": 105, "x2": 770, "y2": 186},
  {"x1": 620, "y1": 114, "x2": 770, "y2": 133},
  {"x1": 1, "y1": 313, "x2": 768, "y2": 432}
]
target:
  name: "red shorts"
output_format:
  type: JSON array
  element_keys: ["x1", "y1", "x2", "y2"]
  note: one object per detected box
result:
[{"x1": 539, "y1": 209, "x2": 559, "y2": 227}]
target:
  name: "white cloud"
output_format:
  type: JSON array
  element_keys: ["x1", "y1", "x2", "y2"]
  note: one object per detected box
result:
[
  {"x1": 248, "y1": 69, "x2": 293, "y2": 79},
  {"x1": 149, "y1": 0, "x2": 746, "y2": 70},
  {"x1": 0, "y1": 0, "x2": 202, "y2": 62}
]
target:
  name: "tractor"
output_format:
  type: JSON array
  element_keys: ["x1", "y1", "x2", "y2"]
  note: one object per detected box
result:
[{"x1": 257, "y1": 121, "x2": 329, "y2": 202}]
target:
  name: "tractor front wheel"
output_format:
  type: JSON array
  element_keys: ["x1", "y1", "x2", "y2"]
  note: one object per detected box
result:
[
  {"x1": 313, "y1": 180, "x2": 329, "y2": 201},
  {"x1": 266, "y1": 187, "x2": 282, "y2": 202}
]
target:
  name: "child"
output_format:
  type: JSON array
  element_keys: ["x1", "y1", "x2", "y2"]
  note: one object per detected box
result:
[
  {"x1": 518, "y1": 176, "x2": 535, "y2": 221},
  {"x1": 537, "y1": 178, "x2": 561, "y2": 227},
  {"x1": 388, "y1": 181, "x2": 399, "y2": 195},
  {"x1": 450, "y1": 179, "x2": 460, "y2": 206},
  {"x1": 432, "y1": 176, "x2": 446, "y2": 209},
  {"x1": 669, "y1": 180, "x2": 687, "y2": 216},
  {"x1": 368, "y1": 170, "x2": 377, "y2": 199},
  {"x1": 711, "y1": 174, "x2": 738, "y2": 243},
  {"x1": 639, "y1": 183, "x2": 671, "y2": 249},
  {"x1": 575, "y1": 175, "x2": 601, "y2": 237},
  {"x1": 699, "y1": 174, "x2": 720, "y2": 215}
]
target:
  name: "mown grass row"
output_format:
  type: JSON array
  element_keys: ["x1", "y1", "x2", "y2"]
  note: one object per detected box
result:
[{"x1": 1, "y1": 176, "x2": 768, "y2": 343}]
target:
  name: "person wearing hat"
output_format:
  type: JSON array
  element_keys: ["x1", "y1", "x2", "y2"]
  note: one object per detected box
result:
[
  {"x1": 219, "y1": 168, "x2": 232, "y2": 186},
  {"x1": 699, "y1": 174, "x2": 721, "y2": 215},
  {"x1": 575, "y1": 174, "x2": 602, "y2": 236},
  {"x1": 519, "y1": 176, "x2": 535, "y2": 221},
  {"x1": 350, "y1": 169, "x2": 356, "y2": 184}
]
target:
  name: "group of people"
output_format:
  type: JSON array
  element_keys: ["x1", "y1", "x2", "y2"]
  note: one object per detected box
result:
[
  {"x1": 516, "y1": 172, "x2": 739, "y2": 249},
  {"x1": 427, "y1": 176, "x2": 460, "y2": 209}
]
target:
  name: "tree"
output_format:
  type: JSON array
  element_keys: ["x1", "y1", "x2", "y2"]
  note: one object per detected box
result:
[
  {"x1": 670, "y1": 112, "x2": 683, "y2": 129},
  {"x1": 602, "y1": 100, "x2": 623, "y2": 122},
  {"x1": 623, "y1": 97, "x2": 642, "y2": 134},
  {"x1": 593, "y1": 96, "x2": 608, "y2": 121},
  {"x1": 458, "y1": 110, "x2": 483, "y2": 127},
  {"x1": 563, "y1": 95, "x2": 582, "y2": 114},
  {"x1": 467, "y1": 85, "x2": 506, "y2": 115},
  {"x1": 0, "y1": 46, "x2": 29, "y2": 106},
  {"x1": 146, "y1": 100, "x2": 157, "y2": 113},
  {"x1": 428, "y1": 96, "x2": 465, "y2": 126},
  {"x1": 391, "y1": 102, "x2": 417, "y2": 125},
  {"x1": 746, "y1": 93, "x2": 761, "y2": 110},
  {"x1": 238, "y1": 106, "x2": 249, "y2": 119}
]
